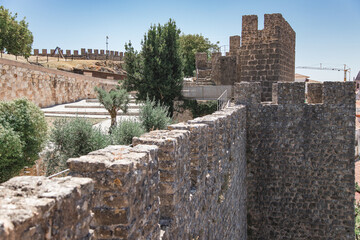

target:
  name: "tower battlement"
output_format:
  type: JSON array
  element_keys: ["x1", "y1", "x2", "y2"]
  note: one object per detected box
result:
[{"x1": 236, "y1": 81, "x2": 355, "y2": 106}]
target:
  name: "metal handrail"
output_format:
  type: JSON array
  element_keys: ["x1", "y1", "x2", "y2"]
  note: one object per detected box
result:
[
  {"x1": 217, "y1": 89, "x2": 228, "y2": 110},
  {"x1": 47, "y1": 168, "x2": 70, "y2": 179}
]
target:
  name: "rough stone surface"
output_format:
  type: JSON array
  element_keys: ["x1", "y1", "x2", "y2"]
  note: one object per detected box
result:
[
  {"x1": 0, "y1": 58, "x2": 117, "y2": 107},
  {"x1": 133, "y1": 130, "x2": 192, "y2": 239},
  {"x1": 235, "y1": 81, "x2": 355, "y2": 240},
  {"x1": 0, "y1": 176, "x2": 94, "y2": 240},
  {"x1": 134, "y1": 106, "x2": 247, "y2": 240},
  {"x1": 307, "y1": 82, "x2": 323, "y2": 103},
  {"x1": 67, "y1": 145, "x2": 160, "y2": 240},
  {"x1": 239, "y1": 14, "x2": 295, "y2": 101}
]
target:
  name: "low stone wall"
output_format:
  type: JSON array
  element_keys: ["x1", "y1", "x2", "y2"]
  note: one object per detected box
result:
[
  {"x1": 0, "y1": 176, "x2": 94, "y2": 239},
  {"x1": 0, "y1": 58, "x2": 118, "y2": 107}
]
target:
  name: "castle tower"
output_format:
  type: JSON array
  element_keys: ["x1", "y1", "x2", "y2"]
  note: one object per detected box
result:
[
  {"x1": 239, "y1": 13, "x2": 296, "y2": 101},
  {"x1": 205, "y1": 14, "x2": 296, "y2": 101}
]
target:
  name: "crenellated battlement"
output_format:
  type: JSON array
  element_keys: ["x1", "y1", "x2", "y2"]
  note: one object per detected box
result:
[
  {"x1": 241, "y1": 13, "x2": 295, "y2": 47},
  {"x1": 32, "y1": 48, "x2": 124, "y2": 61},
  {"x1": 235, "y1": 81, "x2": 355, "y2": 106}
]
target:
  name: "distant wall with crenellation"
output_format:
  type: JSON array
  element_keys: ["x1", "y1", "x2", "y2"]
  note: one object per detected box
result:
[{"x1": 32, "y1": 48, "x2": 124, "y2": 61}]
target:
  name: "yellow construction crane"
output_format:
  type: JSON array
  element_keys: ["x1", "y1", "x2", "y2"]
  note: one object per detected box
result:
[{"x1": 297, "y1": 64, "x2": 351, "y2": 82}]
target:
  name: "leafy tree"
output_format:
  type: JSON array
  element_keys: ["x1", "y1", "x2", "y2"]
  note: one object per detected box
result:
[
  {"x1": 124, "y1": 19, "x2": 183, "y2": 114},
  {"x1": 0, "y1": 123, "x2": 24, "y2": 182},
  {"x1": 0, "y1": 99, "x2": 47, "y2": 164},
  {"x1": 94, "y1": 86, "x2": 130, "y2": 131},
  {"x1": 0, "y1": 6, "x2": 33, "y2": 58},
  {"x1": 123, "y1": 41, "x2": 143, "y2": 92},
  {"x1": 0, "y1": 99, "x2": 47, "y2": 182},
  {"x1": 179, "y1": 34, "x2": 219, "y2": 77}
]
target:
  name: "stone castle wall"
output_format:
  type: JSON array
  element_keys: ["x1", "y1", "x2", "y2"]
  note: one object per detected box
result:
[
  {"x1": 0, "y1": 79, "x2": 355, "y2": 239},
  {"x1": 33, "y1": 48, "x2": 124, "y2": 61},
  {"x1": 0, "y1": 58, "x2": 118, "y2": 107},
  {"x1": 235, "y1": 81, "x2": 355, "y2": 239}
]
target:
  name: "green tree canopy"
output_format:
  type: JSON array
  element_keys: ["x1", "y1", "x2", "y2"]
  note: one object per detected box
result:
[
  {"x1": 0, "y1": 6, "x2": 33, "y2": 58},
  {"x1": 124, "y1": 19, "x2": 183, "y2": 114},
  {"x1": 179, "y1": 34, "x2": 219, "y2": 77},
  {"x1": 123, "y1": 41, "x2": 143, "y2": 92}
]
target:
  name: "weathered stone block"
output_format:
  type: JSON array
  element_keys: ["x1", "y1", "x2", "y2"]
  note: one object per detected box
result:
[
  {"x1": 307, "y1": 83, "x2": 323, "y2": 103},
  {"x1": 0, "y1": 176, "x2": 94, "y2": 240}
]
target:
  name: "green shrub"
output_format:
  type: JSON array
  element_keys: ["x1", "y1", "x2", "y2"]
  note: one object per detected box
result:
[
  {"x1": 111, "y1": 120, "x2": 145, "y2": 145},
  {"x1": 50, "y1": 118, "x2": 110, "y2": 158},
  {"x1": 356, "y1": 202, "x2": 360, "y2": 238},
  {"x1": 44, "y1": 118, "x2": 110, "y2": 176},
  {"x1": 0, "y1": 123, "x2": 24, "y2": 182},
  {"x1": 139, "y1": 97, "x2": 172, "y2": 132},
  {"x1": 182, "y1": 99, "x2": 217, "y2": 118},
  {"x1": 0, "y1": 99, "x2": 48, "y2": 164}
]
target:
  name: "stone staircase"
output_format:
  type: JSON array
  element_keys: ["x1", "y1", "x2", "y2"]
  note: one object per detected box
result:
[{"x1": 42, "y1": 96, "x2": 141, "y2": 119}]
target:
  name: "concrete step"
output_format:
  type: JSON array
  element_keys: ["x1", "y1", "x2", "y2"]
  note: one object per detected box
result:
[
  {"x1": 44, "y1": 113, "x2": 111, "y2": 119},
  {"x1": 86, "y1": 98, "x2": 137, "y2": 103},
  {"x1": 42, "y1": 99, "x2": 141, "y2": 119},
  {"x1": 43, "y1": 110, "x2": 139, "y2": 116},
  {"x1": 44, "y1": 113, "x2": 140, "y2": 120},
  {"x1": 64, "y1": 104, "x2": 141, "y2": 109}
]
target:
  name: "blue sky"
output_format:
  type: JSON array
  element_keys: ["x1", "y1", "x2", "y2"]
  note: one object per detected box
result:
[{"x1": 1, "y1": 0, "x2": 359, "y2": 81}]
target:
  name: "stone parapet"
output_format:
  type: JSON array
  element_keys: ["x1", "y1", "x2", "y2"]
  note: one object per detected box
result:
[
  {"x1": 133, "y1": 130, "x2": 191, "y2": 238},
  {"x1": 0, "y1": 176, "x2": 94, "y2": 240},
  {"x1": 67, "y1": 145, "x2": 160, "y2": 240}
]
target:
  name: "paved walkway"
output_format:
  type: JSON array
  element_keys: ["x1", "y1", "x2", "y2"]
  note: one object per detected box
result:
[{"x1": 41, "y1": 98, "x2": 141, "y2": 133}]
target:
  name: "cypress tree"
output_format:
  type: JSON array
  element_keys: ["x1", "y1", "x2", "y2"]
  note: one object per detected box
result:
[{"x1": 124, "y1": 19, "x2": 183, "y2": 114}]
